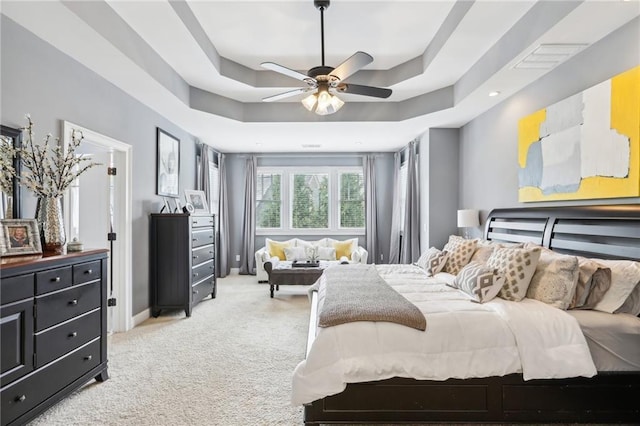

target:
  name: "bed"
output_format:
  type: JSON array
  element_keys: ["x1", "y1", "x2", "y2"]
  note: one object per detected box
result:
[{"x1": 298, "y1": 204, "x2": 640, "y2": 424}]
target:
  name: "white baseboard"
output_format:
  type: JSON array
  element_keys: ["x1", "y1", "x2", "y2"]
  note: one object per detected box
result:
[
  {"x1": 230, "y1": 267, "x2": 240, "y2": 275},
  {"x1": 133, "y1": 308, "x2": 150, "y2": 328}
]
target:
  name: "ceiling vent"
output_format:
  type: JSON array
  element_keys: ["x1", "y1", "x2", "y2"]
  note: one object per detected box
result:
[{"x1": 513, "y1": 43, "x2": 588, "y2": 70}]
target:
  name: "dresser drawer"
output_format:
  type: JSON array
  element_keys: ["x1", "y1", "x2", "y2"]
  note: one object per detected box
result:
[
  {"x1": 36, "y1": 266, "x2": 72, "y2": 295},
  {"x1": 1, "y1": 338, "x2": 100, "y2": 426},
  {"x1": 192, "y1": 244, "x2": 214, "y2": 266},
  {"x1": 35, "y1": 282, "x2": 101, "y2": 332},
  {"x1": 0, "y1": 274, "x2": 34, "y2": 304},
  {"x1": 73, "y1": 260, "x2": 101, "y2": 285},
  {"x1": 0, "y1": 299, "x2": 34, "y2": 387},
  {"x1": 192, "y1": 276, "x2": 214, "y2": 305},
  {"x1": 35, "y1": 309, "x2": 101, "y2": 368},
  {"x1": 192, "y1": 228, "x2": 214, "y2": 248},
  {"x1": 192, "y1": 260, "x2": 214, "y2": 283},
  {"x1": 191, "y1": 215, "x2": 214, "y2": 228}
]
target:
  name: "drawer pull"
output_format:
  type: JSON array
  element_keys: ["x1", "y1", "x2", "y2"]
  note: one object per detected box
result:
[
  {"x1": 69, "y1": 299, "x2": 78, "y2": 306},
  {"x1": 192, "y1": 238, "x2": 197, "y2": 242},
  {"x1": 85, "y1": 269, "x2": 93, "y2": 274},
  {"x1": 16, "y1": 395, "x2": 26, "y2": 403},
  {"x1": 51, "y1": 276, "x2": 61, "y2": 282},
  {"x1": 209, "y1": 235, "x2": 213, "y2": 239},
  {"x1": 193, "y1": 273, "x2": 199, "y2": 277},
  {"x1": 193, "y1": 255, "x2": 198, "y2": 259},
  {"x1": 69, "y1": 332, "x2": 78, "y2": 338},
  {"x1": 84, "y1": 355, "x2": 92, "y2": 361},
  {"x1": 209, "y1": 251, "x2": 214, "y2": 254},
  {"x1": 192, "y1": 290, "x2": 198, "y2": 295}
]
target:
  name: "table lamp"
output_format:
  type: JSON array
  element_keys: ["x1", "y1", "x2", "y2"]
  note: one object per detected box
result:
[{"x1": 457, "y1": 209, "x2": 479, "y2": 239}]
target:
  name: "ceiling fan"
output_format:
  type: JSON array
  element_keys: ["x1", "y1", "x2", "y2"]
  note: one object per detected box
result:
[{"x1": 261, "y1": 0, "x2": 392, "y2": 115}]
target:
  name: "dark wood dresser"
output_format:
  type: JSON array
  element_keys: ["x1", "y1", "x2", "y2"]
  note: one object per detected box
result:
[
  {"x1": 0, "y1": 250, "x2": 109, "y2": 426},
  {"x1": 150, "y1": 213, "x2": 216, "y2": 317}
]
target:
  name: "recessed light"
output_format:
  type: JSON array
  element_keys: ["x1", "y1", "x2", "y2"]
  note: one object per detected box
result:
[
  {"x1": 489, "y1": 91, "x2": 501, "y2": 97},
  {"x1": 356, "y1": 141, "x2": 362, "y2": 145}
]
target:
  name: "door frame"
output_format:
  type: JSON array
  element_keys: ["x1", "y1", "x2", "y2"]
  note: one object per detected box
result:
[{"x1": 62, "y1": 121, "x2": 133, "y2": 332}]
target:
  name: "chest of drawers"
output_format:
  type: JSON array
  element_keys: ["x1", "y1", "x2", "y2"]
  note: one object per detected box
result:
[
  {"x1": 150, "y1": 213, "x2": 216, "y2": 317},
  {"x1": 0, "y1": 250, "x2": 109, "y2": 426}
]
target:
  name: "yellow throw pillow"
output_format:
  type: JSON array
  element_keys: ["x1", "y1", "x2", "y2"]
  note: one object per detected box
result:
[
  {"x1": 267, "y1": 240, "x2": 291, "y2": 261},
  {"x1": 333, "y1": 240, "x2": 354, "y2": 260}
]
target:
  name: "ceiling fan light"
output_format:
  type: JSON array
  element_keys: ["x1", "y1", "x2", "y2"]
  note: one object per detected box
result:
[
  {"x1": 315, "y1": 91, "x2": 344, "y2": 115},
  {"x1": 301, "y1": 93, "x2": 318, "y2": 112}
]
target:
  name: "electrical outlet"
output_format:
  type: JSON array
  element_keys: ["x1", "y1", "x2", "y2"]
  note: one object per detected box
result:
[{"x1": 235, "y1": 254, "x2": 240, "y2": 261}]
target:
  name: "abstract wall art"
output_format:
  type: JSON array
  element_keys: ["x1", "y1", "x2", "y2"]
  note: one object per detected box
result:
[{"x1": 518, "y1": 65, "x2": 639, "y2": 202}]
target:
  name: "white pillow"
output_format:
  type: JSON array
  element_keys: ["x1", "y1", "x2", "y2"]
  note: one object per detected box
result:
[
  {"x1": 592, "y1": 259, "x2": 640, "y2": 313},
  {"x1": 452, "y1": 261, "x2": 505, "y2": 303},
  {"x1": 284, "y1": 246, "x2": 307, "y2": 261},
  {"x1": 317, "y1": 247, "x2": 336, "y2": 261}
]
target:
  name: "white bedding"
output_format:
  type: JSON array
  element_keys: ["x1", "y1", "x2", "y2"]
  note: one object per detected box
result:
[{"x1": 291, "y1": 264, "x2": 596, "y2": 405}]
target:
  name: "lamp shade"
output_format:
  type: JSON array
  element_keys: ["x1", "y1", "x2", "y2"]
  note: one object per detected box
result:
[{"x1": 457, "y1": 209, "x2": 479, "y2": 228}]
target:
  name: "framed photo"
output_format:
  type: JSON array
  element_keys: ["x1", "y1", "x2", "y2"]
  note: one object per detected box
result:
[
  {"x1": 0, "y1": 219, "x2": 42, "y2": 257},
  {"x1": 174, "y1": 198, "x2": 182, "y2": 213},
  {"x1": 156, "y1": 128, "x2": 180, "y2": 197},
  {"x1": 184, "y1": 190, "x2": 209, "y2": 215}
]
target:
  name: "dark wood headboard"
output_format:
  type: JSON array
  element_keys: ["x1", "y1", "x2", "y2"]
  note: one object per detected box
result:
[{"x1": 484, "y1": 204, "x2": 640, "y2": 261}]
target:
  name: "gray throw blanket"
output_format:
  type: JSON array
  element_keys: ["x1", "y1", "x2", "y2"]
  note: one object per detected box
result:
[{"x1": 317, "y1": 264, "x2": 426, "y2": 331}]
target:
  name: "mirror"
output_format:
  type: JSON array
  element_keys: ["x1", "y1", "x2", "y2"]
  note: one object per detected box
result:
[{"x1": 1, "y1": 125, "x2": 22, "y2": 219}]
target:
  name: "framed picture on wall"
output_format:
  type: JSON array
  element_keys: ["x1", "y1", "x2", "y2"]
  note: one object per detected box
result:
[
  {"x1": 184, "y1": 190, "x2": 209, "y2": 215},
  {"x1": 156, "y1": 128, "x2": 180, "y2": 197}
]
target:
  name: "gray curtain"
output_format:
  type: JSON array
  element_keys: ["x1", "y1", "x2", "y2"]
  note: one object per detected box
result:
[
  {"x1": 239, "y1": 156, "x2": 256, "y2": 275},
  {"x1": 400, "y1": 141, "x2": 420, "y2": 264},
  {"x1": 388, "y1": 151, "x2": 402, "y2": 264},
  {"x1": 364, "y1": 155, "x2": 378, "y2": 264},
  {"x1": 218, "y1": 153, "x2": 230, "y2": 277}
]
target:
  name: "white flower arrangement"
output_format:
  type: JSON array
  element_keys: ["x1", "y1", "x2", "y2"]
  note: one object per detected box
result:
[
  {"x1": 19, "y1": 114, "x2": 100, "y2": 198},
  {"x1": 0, "y1": 135, "x2": 17, "y2": 194}
]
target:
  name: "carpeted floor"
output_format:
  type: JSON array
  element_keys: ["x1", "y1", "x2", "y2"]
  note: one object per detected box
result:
[{"x1": 29, "y1": 275, "x2": 309, "y2": 426}]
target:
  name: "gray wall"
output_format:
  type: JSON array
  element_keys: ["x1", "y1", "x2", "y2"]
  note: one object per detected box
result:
[
  {"x1": 459, "y1": 17, "x2": 640, "y2": 235},
  {"x1": 224, "y1": 153, "x2": 395, "y2": 268},
  {"x1": 1, "y1": 16, "x2": 197, "y2": 315},
  {"x1": 419, "y1": 129, "x2": 460, "y2": 250}
]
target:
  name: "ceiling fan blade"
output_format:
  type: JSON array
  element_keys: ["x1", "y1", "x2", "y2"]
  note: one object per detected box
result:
[
  {"x1": 262, "y1": 88, "x2": 313, "y2": 102},
  {"x1": 330, "y1": 51, "x2": 373, "y2": 82},
  {"x1": 261, "y1": 62, "x2": 314, "y2": 84},
  {"x1": 337, "y1": 83, "x2": 392, "y2": 99}
]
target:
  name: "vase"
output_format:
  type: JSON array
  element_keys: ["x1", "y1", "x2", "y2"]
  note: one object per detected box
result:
[
  {"x1": 35, "y1": 197, "x2": 66, "y2": 254},
  {"x1": 2, "y1": 192, "x2": 12, "y2": 219}
]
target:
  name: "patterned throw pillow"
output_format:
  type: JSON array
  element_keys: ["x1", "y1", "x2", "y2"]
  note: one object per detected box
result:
[
  {"x1": 452, "y1": 261, "x2": 505, "y2": 303},
  {"x1": 317, "y1": 247, "x2": 336, "y2": 261},
  {"x1": 442, "y1": 235, "x2": 478, "y2": 275},
  {"x1": 526, "y1": 248, "x2": 579, "y2": 309},
  {"x1": 486, "y1": 246, "x2": 541, "y2": 301},
  {"x1": 570, "y1": 257, "x2": 612, "y2": 309},
  {"x1": 416, "y1": 247, "x2": 449, "y2": 276}
]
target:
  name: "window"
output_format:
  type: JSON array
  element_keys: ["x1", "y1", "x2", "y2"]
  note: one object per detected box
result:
[
  {"x1": 339, "y1": 172, "x2": 364, "y2": 228},
  {"x1": 256, "y1": 172, "x2": 282, "y2": 228},
  {"x1": 208, "y1": 160, "x2": 219, "y2": 215},
  {"x1": 291, "y1": 172, "x2": 329, "y2": 229},
  {"x1": 256, "y1": 167, "x2": 364, "y2": 234},
  {"x1": 399, "y1": 162, "x2": 408, "y2": 232}
]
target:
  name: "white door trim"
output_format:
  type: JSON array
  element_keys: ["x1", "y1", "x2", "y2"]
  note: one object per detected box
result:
[{"x1": 62, "y1": 121, "x2": 133, "y2": 332}]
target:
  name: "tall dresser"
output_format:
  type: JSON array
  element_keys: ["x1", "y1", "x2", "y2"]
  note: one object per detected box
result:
[
  {"x1": 0, "y1": 250, "x2": 109, "y2": 426},
  {"x1": 150, "y1": 213, "x2": 216, "y2": 317}
]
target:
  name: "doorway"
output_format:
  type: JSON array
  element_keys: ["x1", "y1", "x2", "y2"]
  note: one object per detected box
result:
[{"x1": 62, "y1": 121, "x2": 133, "y2": 333}]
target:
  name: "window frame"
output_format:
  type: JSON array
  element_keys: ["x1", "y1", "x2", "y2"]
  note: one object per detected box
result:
[{"x1": 256, "y1": 166, "x2": 364, "y2": 236}]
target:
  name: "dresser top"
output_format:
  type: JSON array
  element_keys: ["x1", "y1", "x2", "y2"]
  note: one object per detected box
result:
[{"x1": 1, "y1": 249, "x2": 109, "y2": 270}]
